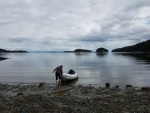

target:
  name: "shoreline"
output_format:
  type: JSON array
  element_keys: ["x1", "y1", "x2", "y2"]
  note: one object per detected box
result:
[
  {"x1": 0, "y1": 81, "x2": 149, "y2": 89},
  {"x1": 1, "y1": 82, "x2": 150, "y2": 113}
]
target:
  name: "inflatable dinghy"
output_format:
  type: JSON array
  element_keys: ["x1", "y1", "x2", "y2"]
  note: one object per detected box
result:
[{"x1": 62, "y1": 72, "x2": 78, "y2": 80}]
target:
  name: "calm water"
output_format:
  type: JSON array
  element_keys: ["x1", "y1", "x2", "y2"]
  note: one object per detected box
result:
[{"x1": 0, "y1": 53, "x2": 150, "y2": 87}]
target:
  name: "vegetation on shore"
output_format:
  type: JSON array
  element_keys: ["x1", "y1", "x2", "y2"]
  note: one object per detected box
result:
[
  {"x1": 96, "y1": 48, "x2": 108, "y2": 53},
  {"x1": 0, "y1": 48, "x2": 27, "y2": 53},
  {"x1": 112, "y1": 39, "x2": 150, "y2": 52},
  {"x1": 64, "y1": 51, "x2": 74, "y2": 53},
  {"x1": 74, "y1": 49, "x2": 92, "y2": 52}
]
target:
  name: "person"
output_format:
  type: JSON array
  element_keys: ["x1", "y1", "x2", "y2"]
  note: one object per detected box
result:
[{"x1": 53, "y1": 65, "x2": 63, "y2": 85}]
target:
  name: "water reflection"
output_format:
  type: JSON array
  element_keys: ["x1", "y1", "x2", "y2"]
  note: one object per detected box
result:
[
  {"x1": 96, "y1": 52, "x2": 108, "y2": 57},
  {"x1": 113, "y1": 53, "x2": 150, "y2": 64},
  {"x1": 74, "y1": 52, "x2": 91, "y2": 56},
  {"x1": 0, "y1": 53, "x2": 8, "y2": 56},
  {"x1": 0, "y1": 53, "x2": 150, "y2": 87}
]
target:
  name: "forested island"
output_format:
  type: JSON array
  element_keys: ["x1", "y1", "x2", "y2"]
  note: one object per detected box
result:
[
  {"x1": 0, "y1": 48, "x2": 27, "y2": 53},
  {"x1": 64, "y1": 48, "x2": 109, "y2": 53},
  {"x1": 112, "y1": 39, "x2": 150, "y2": 52},
  {"x1": 74, "y1": 49, "x2": 92, "y2": 52},
  {"x1": 96, "y1": 48, "x2": 108, "y2": 53}
]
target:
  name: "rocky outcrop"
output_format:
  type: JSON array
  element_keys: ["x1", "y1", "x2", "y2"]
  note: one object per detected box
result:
[{"x1": 0, "y1": 57, "x2": 8, "y2": 61}]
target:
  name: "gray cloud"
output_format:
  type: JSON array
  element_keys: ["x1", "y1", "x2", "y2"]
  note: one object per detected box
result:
[
  {"x1": 0, "y1": 0, "x2": 150, "y2": 51},
  {"x1": 9, "y1": 37, "x2": 34, "y2": 43},
  {"x1": 123, "y1": 0, "x2": 150, "y2": 12}
]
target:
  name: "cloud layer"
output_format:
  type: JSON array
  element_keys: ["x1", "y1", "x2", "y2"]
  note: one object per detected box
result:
[{"x1": 0, "y1": 0, "x2": 150, "y2": 51}]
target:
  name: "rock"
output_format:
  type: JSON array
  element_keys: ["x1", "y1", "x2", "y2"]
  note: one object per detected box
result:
[
  {"x1": 141, "y1": 87, "x2": 150, "y2": 91},
  {"x1": 105, "y1": 82, "x2": 110, "y2": 88},
  {"x1": 17, "y1": 92, "x2": 23, "y2": 96},
  {"x1": 125, "y1": 85, "x2": 134, "y2": 90},
  {"x1": 82, "y1": 102, "x2": 85, "y2": 105},
  {"x1": 0, "y1": 57, "x2": 8, "y2": 61},
  {"x1": 125, "y1": 85, "x2": 132, "y2": 88},
  {"x1": 38, "y1": 82, "x2": 45, "y2": 87},
  {"x1": 115, "y1": 85, "x2": 119, "y2": 89}
]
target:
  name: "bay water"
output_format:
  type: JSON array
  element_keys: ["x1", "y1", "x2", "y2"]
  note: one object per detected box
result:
[{"x1": 0, "y1": 52, "x2": 150, "y2": 87}]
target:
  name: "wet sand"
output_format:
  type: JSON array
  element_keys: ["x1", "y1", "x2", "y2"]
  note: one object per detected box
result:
[{"x1": 0, "y1": 83, "x2": 150, "y2": 113}]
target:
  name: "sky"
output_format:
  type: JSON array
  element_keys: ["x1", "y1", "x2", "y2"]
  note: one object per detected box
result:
[{"x1": 0, "y1": 0, "x2": 150, "y2": 52}]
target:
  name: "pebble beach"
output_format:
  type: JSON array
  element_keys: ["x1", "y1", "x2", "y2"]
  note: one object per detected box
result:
[{"x1": 0, "y1": 82, "x2": 150, "y2": 113}]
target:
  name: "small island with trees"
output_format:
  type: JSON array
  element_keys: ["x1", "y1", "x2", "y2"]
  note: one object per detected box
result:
[
  {"x1": 74, "y1": 49, "x2": 92, "y2": 53},
  {"x1": 96, "y1": 48, "x2": 108, "y2": 53},
  {"x1": 64, "y1": 48, "x2": 109, "y2": 54}
]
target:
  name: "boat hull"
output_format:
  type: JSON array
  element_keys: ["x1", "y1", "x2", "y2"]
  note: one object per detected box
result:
[{"x1": 62, "y1": 73, "x2": 78, "y2": 80}]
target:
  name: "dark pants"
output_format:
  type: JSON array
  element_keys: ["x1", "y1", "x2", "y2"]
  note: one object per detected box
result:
[{"x1": 55, "y1": 73, "x2": 61, "y2": 80}]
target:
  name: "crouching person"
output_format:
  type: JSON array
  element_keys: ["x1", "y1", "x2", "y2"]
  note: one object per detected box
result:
[{"x1": 53, "y1": 65, "x2": 63, "y2": 85}]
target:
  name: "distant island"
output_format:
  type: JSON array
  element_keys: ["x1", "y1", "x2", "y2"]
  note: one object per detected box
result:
[
  {"x1": 64, "y1": 51, "x2": 74, "y2": 53},
  {"x1": 74, "y1": 49, "x2": 92, "y2": 52},
  {"x1": 96, "y1": 48, "x2": 108, "y2": 53},
  {"x1": 112, "y1": 39, "x2": 150, "y2": 53},
  {"x1": 0, "y1": 48, "x2": 27, "y2": 53}
]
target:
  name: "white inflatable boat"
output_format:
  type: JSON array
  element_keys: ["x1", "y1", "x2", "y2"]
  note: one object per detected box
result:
[{"x1": 62, "y1": 72, "x2": 78, "y2": 80}]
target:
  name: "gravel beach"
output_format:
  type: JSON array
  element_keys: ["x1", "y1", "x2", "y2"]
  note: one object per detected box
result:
[{"x1": 0, "y1": 83, "x2": 150, "y2": 113}]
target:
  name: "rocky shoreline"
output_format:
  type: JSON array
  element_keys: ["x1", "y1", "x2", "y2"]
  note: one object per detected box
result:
[
  {"x1": 0, "y1": 57, "x2": 8, "y2": 61},
  {"x1": 0, "y1": 83, "x2": 150, "y2": 113}
]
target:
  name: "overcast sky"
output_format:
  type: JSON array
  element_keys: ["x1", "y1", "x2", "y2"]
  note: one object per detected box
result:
[{"x1": 0, "y1": 0, "x2": 150, "y2": 51}]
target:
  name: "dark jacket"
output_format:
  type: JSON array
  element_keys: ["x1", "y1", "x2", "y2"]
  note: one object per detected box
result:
[{"x1": 53, "y1": 66, "x2": 63, "y2": 75}]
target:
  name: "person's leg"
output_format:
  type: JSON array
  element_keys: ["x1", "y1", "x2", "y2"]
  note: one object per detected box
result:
[
  {"x1": 59, "y1": 79, "x2": 61, "y2": 85},
  {"x1": 56, "y1": 80, "x2": 59, "y2": 85},
  {"x1": 58, "y1": 74, "x2": 61, "y2": 85},
  {"x1": 55, "y1": 73, "x2": 59, "y2": 85}
]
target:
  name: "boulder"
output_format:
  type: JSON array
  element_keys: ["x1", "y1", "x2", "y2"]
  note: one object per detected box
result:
[{"x1": 105, "y1": 82, "x2": 110, "y2": 88}]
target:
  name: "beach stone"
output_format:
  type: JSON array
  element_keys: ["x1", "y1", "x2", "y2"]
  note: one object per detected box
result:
[
  {"x1": 105, "y1": 82, "x2": 110, "y2": 88},
  {"x1": 17, "y1": 92, "x2": 23, "y2": 96},
  {"x1": 125, "y1": 85, "x2": 132, "y2": 89},
  {"x1": 122, "y1": 111, "x2": 129, "y2": 113},
  {"x1": 115, "y1": 85, "x2": 119, "y2": 89},
  {"x1": 38, "y1": 82, "x2": 45, "y2": 87},
  {"x1": 141, "y1": 87, "x2": 150, "y2": 91},
  {"x1": 126, "y1": 85, "x2": 132, "y2": 88}
]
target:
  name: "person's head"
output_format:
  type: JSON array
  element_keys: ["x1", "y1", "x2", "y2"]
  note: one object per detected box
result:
[{"x1": 60, "y1": 65, "x2": 63, "y2": 68}]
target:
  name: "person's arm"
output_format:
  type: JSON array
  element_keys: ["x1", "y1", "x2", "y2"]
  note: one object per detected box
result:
[{"x1": 53, "y1": 67, "x2": 57, "y2": 73}]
